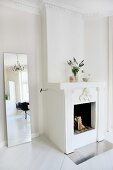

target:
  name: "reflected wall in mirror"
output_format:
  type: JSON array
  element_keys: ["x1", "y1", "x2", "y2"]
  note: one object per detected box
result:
[{"x1": 4, "y1": 53, "x2": 32, "y2": 147}]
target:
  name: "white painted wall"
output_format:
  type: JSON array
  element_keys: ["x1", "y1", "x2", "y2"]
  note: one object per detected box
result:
[
  {"x1": 42, "y1": 6, "x2": 84, "y2": 137},
  {"x1": 0, "y1": 6, "x2": 43, "y2": 146},
  {"x1": 84, "y1": 17, "x2": 109, "y2": 82},
  {"x1": 45, "y1": 6, "x2": 109, "y2": 83},
  {"x1": 46, "y1": 7, "x2": 84, "y2": 83},
  {"x1": 84, "y1": 17, "x2": 109, "y2": 132},
  {"x1": 108, "y1": 16, "x2": 113, "y2": 130}
]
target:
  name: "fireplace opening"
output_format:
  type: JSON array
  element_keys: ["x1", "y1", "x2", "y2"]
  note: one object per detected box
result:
[{"x1": 74, "y1": 102, "x2": 96, "y2": 134}]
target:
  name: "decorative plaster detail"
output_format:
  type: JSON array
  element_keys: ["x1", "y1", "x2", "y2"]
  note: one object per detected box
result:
[
  {"x1": 84, "y1": 10, "x2": 113, "y2": 19},
  {"x1": 79, "y1": 88, "x2": 91, "y2": 102},
  {"x1": 0, "y1": 0, "x2": 113, "y2": 17},
  {"x1": 43, "y1": 0, "x2": 83, "y2": 16},
  {"x1": 42, "y1": 0, "x2": 113, "y2": 17},
  {"x1": 44, "y1": 2, "x2": 82, "y2": 17},
  {"x1": 0, "y1": 0, "x2": 41, "y2": 15}
]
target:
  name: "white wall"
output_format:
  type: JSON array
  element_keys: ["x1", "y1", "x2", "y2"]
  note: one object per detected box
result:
[
  {"x1": 45, "y1": 6, "x2": 109, "y2": 83},
  {"x1": 108, "y1": 16, "x2": 113, "y2": 130},
  {"x1": 0, "y1": 6, "x2": 43, "y2": 146},
  {"x1": 84, "y1": 17, "x2": 109, "y2": 82},
  {"x1": 84, "y1": 17, "x2": 109, "y2": 132},
  {"x1": 46, "y1": 7, "x2": 84, "y2": 83},
  {"x1": 42, "y1": 6, "x2": 84, "y2": 136}
]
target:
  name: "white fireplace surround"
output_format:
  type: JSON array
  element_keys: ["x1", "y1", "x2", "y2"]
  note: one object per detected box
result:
[{"x1": 45, "y1": 82, "x2": 107, "y2": 154}]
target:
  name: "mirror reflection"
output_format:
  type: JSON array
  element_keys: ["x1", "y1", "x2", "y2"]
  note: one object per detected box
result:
[{"x1": 4, "y1": 53, "x2": 32, "y2": 147}]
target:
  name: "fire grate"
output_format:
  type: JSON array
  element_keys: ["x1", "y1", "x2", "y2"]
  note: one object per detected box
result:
[{"x1": 74, "y1": 126, "x2": 94, "y2": 134}]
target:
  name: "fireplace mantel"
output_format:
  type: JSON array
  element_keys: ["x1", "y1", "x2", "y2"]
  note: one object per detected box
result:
[
  {"x1": 45, "y1": 82, "x2": 107, "y2": 154},
  {"x1": 48, "y1": 82, "x2": 106, "y2": 90}
]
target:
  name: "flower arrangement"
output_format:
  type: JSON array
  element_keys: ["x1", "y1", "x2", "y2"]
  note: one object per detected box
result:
[{"x1": 67, "y1": 58, "x2": 84, "y2": 76}]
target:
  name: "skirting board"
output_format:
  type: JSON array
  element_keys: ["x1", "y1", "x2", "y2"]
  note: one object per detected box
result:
[
  {"x1": 0, "y1": 141, "x2": 7, "y2": 148},
  {"x1": 105, "y1": 129, "x2": 113, "y2": 143},
  {"x1": 32, "y1": 132, "x2": 39, "y2": 139},
  {"x1": 0, "y1": 133, "x2": 39, "y2": 149}
]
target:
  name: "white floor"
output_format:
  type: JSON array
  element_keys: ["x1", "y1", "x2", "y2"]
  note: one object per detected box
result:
[{"x1": 1, "y1": 136, "x2": 113, "y2": 170}]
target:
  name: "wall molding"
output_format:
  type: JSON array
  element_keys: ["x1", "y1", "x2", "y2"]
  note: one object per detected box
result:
[
  {"x1": 43, "y1": 1, "x2": 82, "y2": 18},
  {"x1": 84, "y1": 10, "x2": 113, "y2": 18},
  {"x1": 0, "y1": 0, "x2": 113, "y2": 17},
  {"x1": 42, "y1": 0, "x2": 84, "y2": 15},
  {"x1": 0, "y1": 0, "x2": 41, "y2": 15},
  {"x1": 42, "y1": 0, "x2": 113, "y2": 17}
]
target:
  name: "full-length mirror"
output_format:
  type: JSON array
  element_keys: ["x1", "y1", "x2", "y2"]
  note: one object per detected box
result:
[{"x1": 4, "y1": 53, "x2": 31, "y2": 147}]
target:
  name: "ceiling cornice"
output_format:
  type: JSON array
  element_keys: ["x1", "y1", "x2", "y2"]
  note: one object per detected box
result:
[
  {"x1": 0, "y1": 0, "x2": 41, "y2": 15},
  {"x1": 42, "y1": 0, "x2": 85, "y2": 16},
  {"x1": 0, "y1": 0, "x2": 113, "y2": 17},
  {"x1": 42, "y1": 0, "x2": 113, "y2": 17},
  {"x1": 84, "y1": 10, "x2": 113, "y2": 18}
]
